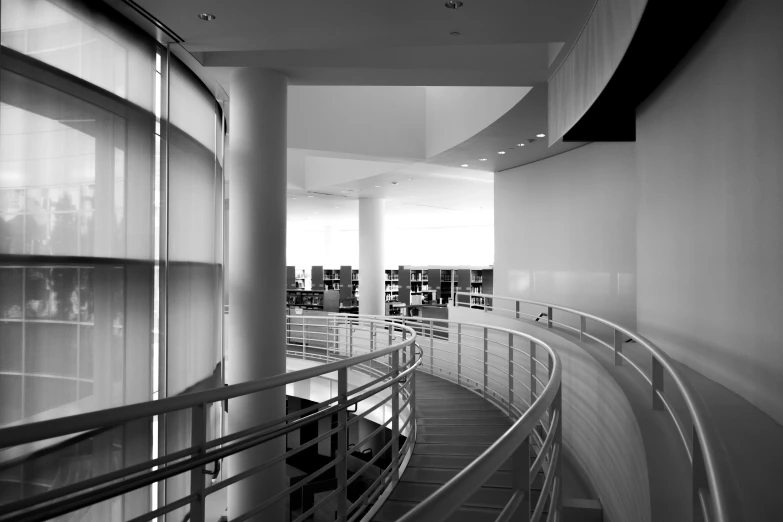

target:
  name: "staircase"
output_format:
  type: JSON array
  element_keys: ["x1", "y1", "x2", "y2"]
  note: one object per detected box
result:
[{"x1": 374, "y1": 372, "x2": 530, "y2": 522}]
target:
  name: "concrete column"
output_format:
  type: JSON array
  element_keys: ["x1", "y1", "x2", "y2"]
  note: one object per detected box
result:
[
  {"x1": 227, "y1": 68, "x2": 287, "y2": 521},
  {"x1": 359, "y1": 198, "x2": 385, "y2": 316}
]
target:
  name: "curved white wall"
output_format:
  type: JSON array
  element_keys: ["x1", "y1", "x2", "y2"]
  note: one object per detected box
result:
[
  {"x1": 635, "y1": 0, "x2": 783, "y2": 425},
  {"x1": 494, "y1": 142, "x2": 637, "y2": 330}
]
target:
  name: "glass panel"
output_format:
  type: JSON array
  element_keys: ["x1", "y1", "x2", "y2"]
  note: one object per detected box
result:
[
  {"x1": 0, "y1": 0, "x2": 155, "y2": 111},
  {"x1": 0, "y1": 70, "x2": 127, "y2": 258}
]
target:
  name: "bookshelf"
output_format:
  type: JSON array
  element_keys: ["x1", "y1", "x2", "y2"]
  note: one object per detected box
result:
[
  {"x1": 456, "y1": 268, "x2": 494, "y2": 308},
  {"x1": 323, "y1": 268, "x2": 341, "y2": 290},
  {"x1": 440, "y1": 269, "x2": 457, "y2": 304},
  {"x1": 384, "y1": 269, "x2": 400, "y2": 302},
  {"x1": 427, "y1": 269, "x2": 442, "y2": 303},
  {"x1": 287, "y1": 265, "x2": 325, "y2": 311},
  {"x1": 339, "y1": 266, "x2": 359, "y2": 311},
  {"x1": 286, "y1": 290, "x2": 324, "y2": 309},
  {"x1": 286, "y1": 264, "x2": 491, "y2": 312}
]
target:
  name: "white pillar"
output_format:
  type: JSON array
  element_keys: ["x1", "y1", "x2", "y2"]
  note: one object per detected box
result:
[
  {"x1": 359, "y1": 198, "x2": 385, "y2": 316},
  {"x1": 227, "y1": 68, "x2": 287, "y2": 521}
]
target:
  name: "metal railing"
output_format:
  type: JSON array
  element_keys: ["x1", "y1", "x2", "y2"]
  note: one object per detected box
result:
[
  {"x1": 0, "y1": 312, "x2": 563, "y2": 522},
  {"x1": 455, "y1": 292, "x2": 739, "y2": 522},
  {"x1": 0, "y1": 316, "x2": 418, "y2": 522},
  {"x1": 332, "y1": 313, "x2": 563, "y2": 522}
]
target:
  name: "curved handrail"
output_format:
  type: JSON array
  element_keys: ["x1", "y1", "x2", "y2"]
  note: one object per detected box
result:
[
  {"x1": 0, "y1": 316, "x2": 419, "y2": 522},
  {"x1": 455, "y1": 291, "x2": 739, "y2": 522},
  {"x1": 402, "y1": 337, "x2": 561, "y2": 522},
  {"x1": 0, "y1": 317, "x2": 415, "y2": 450},
  {"x1": 332, "y1": 313, "x2": 563, "y2": 522}
]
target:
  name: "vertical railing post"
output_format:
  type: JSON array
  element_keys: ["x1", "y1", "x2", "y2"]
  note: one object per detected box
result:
[
  {"x1": 515, "y1": 300, "x2": 520, "y2": 320},
  {"x1": 391, "y1": 349, "x2": 401, "y2": 482},
  {"x1": 483, "y1": 327, "x2": 489, "y2": 398},
  {"x1": 336, "y1": 367, "x2": 348, "y2": 521},
  {"x1": 409, "y1": 335, "x2": 416, "y2": 441},
  {"x1": 302, "y1": 316, "x2": 307, "y2": 361},
  {"x1": 511, "y1": 435, "x2": 530, "y2": 521},
  {"x1": 349, "y1": 319, "x2": 353, "y2": 358},
  {"x1": 529, "y1": 340, "x2": 537, "y2": 405},
  {"x1": 552, "y1": 385, "x2": 564, "y2": 518},
  {"x1": 371, "y1": 321, "x2": 376, "y2": 352},
  {"x1": 614, "y1": 329, "x2": 623, "y2": 365},
  {"x1": 189, "y1": 402, "x2": 207, "y2": 522},
  {"x1": 302, "y1": 315, "x2": 307, "y2": 350},
  {"x1": 457, "y1": 323, "x2": 462, "y2": 385},
  {"x1": 430, "y1": 319, "x2": 435, "y2": 375},
  {"x1": 547, "y1": 307, "x2": 553, "y2": 328},
  {"x1": 652, "y1": 357, "x2": 665, "y2": 410},
  {"x1": 508, "y1": 333, "x2": 514, "y2": 417},
  {"x1": 580, "y1": 315, "x2": 586, "y2": 342},
  {"x1": 692, "y1": 428, "x2": 709, "y2": 522}
]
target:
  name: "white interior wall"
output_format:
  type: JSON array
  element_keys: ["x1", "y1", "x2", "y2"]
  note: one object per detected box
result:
[
  {"x1": 494, "y1": 142, "x2": 637, "y2": 330},
  {"x1": 635, "y1": 0, "x2": 783, "y2": 424},
  {"x1": 493, "y1": 0, "x2": 783, "y2": 425}
]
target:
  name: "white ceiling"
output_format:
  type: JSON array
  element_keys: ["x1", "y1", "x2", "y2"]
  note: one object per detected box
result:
[{"x1": 110, "y1": 0, "x2": 593, "y2": 230}]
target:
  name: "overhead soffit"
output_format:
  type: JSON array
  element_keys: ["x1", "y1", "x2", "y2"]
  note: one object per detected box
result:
[{"x1": 113, "y1": 0, "x2": 596, "y2": 226}]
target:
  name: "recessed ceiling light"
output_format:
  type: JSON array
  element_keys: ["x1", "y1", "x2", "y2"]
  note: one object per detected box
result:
[
  {"x1": 537, "y1": 133, "x2": 546, "y2": 138},
  {"x1": 408, "y1": 178, "x2": 413, "y2": 180},
  {"x1": 498, "y1": 151, "x2": 506, "y2": 155},
  {"x1": 479, "y1": 158, "x2": 487, "y2": 161},
  {"x1": 445, "y1": 1, "x2": 464, "y2": 9},
  {"x1": 307, "y1": 195, "x2": 314, "y2": 198},
  {"x1": 292, "y1": 197, "x2": 297, "y2": 200},
  {"x1": 517, "y1": 143, "x2": 525, "y2": 147},
  {"x1": 197, "y1": 13, "x2": 216, "y2": 21},
  {"x1": 461, "y1": 164, "x2": 469, "y2": 167},
  {"x1": 375, "y1": 185, "x2": 381, "y2": 188}
]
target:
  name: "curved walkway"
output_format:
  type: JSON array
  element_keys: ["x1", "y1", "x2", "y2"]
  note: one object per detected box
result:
[{"x1": 374, "y1": 372, "x2": 518, "y2": 521}]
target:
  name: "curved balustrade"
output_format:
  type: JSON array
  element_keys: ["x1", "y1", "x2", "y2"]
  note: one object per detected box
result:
[
  {"x1": 332, "y1": 313, "x2": 563, "y2": 522},
  {"x1": 0, "y1": 312, "x2": 563, "y2": 522},
  {"x1": 455, "y1": 291, "x2": 740, "y2": 522},
  {"x1": 0, "y1": 316, "x2": 418, "y2": 522}
]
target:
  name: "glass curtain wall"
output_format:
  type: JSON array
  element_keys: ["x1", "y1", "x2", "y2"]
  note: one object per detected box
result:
[{"x1": 0, "y1": 1, "x2": 226, "y2": 520}]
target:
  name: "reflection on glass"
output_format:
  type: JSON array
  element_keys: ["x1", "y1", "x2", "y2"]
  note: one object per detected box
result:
[
  {"x1": 0, "y1": 0, "x2": 154, "y2": 111},
  {"x1": 0, "y1": 71, "x2": 126, "y2": 257}
]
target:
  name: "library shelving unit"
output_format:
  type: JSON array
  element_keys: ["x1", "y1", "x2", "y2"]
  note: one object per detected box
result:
[
  {"x1": 440, "y1": 269, "x2": 457, "y2": 304},
  {"x1": 323, "y1": 268, "x2": 341, "y2": 290},
  {"x1": 384, "y1": 269, "x2": 400, "y2": 302},
  {"x1": 455, "y1": 267, "x2": 494, "y2": 308},
  {"x1": 286, "y1": 291, "x2": 324, "y2": 309},
  {"x1": 287, "y1": 265, "x2": 325, "y2": 310},
  {"x1": 339, "y1": 266, "x2": 359, "y2": 312}
]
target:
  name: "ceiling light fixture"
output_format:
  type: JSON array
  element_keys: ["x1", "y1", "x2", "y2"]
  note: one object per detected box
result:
[
  {"x1": 517, "y1": 143, "x2": 525, "y2": 147},
  {"x1": 375, "y1": 185, "x2": 381, "y2": 188},
  {"x1": 498, "y1": 151, "x2": 506, "y2": 155},
  {"x1": 536, "y1": 133, "x2": 546, "y2": 138},
  {"x1": 461, "y1": 164, "x2": 469, "y2": 167},
  {"x1": 197, "y1": 13, "x2": 216, "y2": 21},
  {"x1": 479, "y1": 158, "x2": 487, "y2": 161},
  {"x1": 307, "y1": 195, "x2": 314, "y2": 198},
  {"x1": 445, "y1": 1, "x2": 464, "y2": 9}
]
